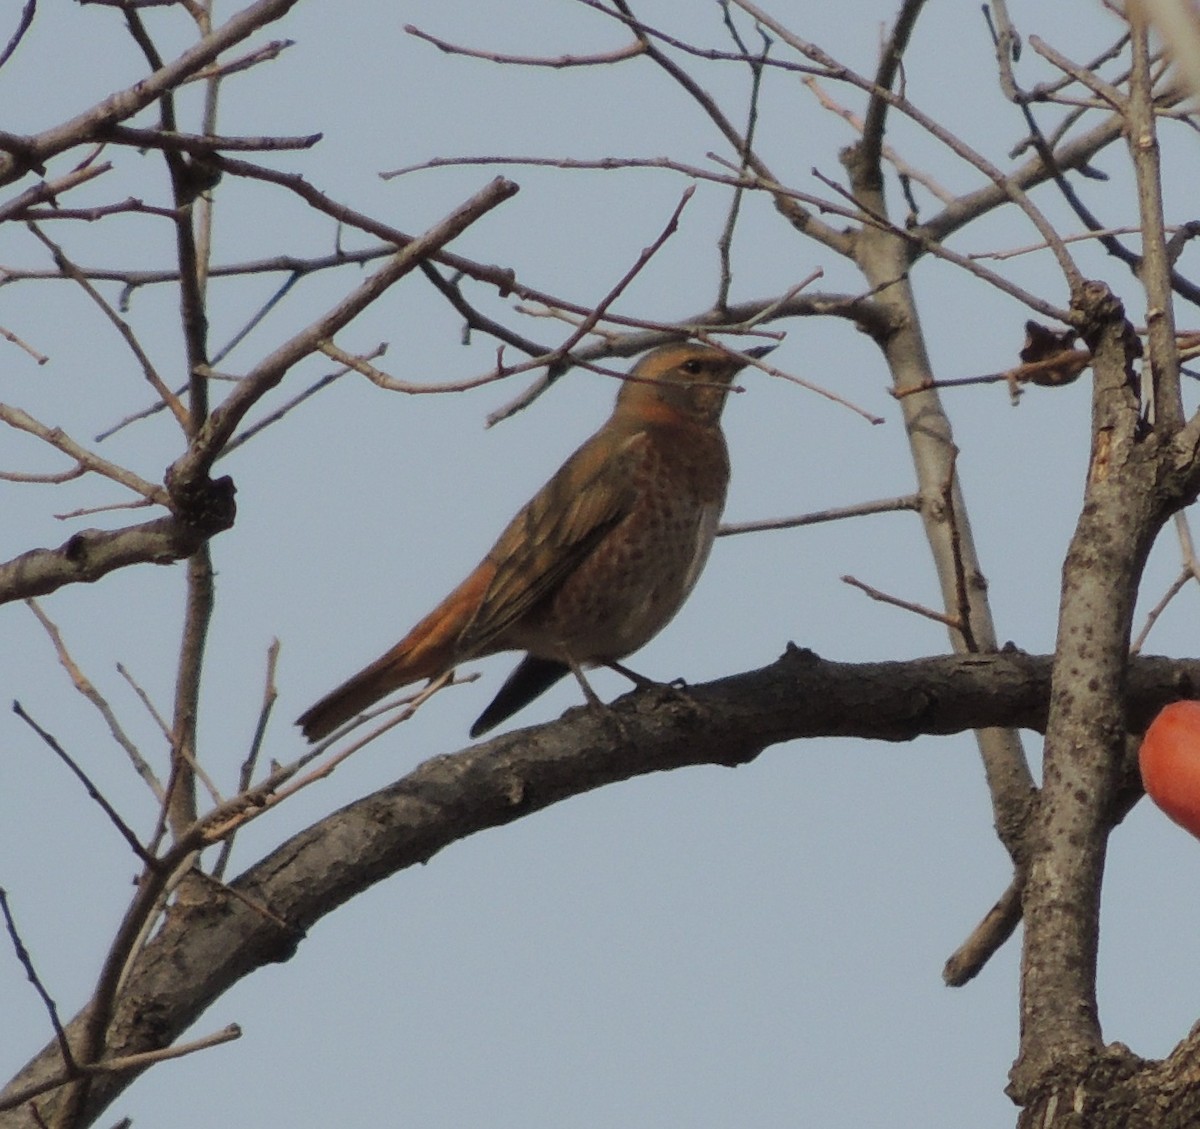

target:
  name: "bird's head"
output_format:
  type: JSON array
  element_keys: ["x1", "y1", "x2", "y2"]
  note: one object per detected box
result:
[{"x1": 614, "y1": 342, "x2": 775, "y2": 426}]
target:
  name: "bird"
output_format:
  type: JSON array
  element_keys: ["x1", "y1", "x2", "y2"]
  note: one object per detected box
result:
[{"x1": 297, "y1": 341, "x2": 773, "y2": 743}]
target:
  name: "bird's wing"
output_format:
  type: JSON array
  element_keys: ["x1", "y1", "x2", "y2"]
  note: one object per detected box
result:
[{"x1": 457, "y1": 427, "x2": 646, "y2": 653}]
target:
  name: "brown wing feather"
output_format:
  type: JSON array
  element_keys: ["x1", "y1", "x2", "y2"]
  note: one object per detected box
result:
[{"x1": 457, "y1": 427, "x2": 646, "y2": 654}]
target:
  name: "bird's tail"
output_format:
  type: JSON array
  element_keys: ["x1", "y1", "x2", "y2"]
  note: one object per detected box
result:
[
  {"x1": 470, "y1": 654, "x2": 570, "y2": 738},
  {"x1": 297, "y1": 570, "x2": 489, "y2": 742}
]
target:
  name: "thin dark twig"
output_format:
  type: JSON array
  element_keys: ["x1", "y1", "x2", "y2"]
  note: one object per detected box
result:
[
  {"x1": 714, "y1": 6, "x2": 769, "y2": 310},
  {"x1": 607, "y1": 0, "x2": 851, "y2": 256},
  {"x1": 216, "y1": 355, "x2": 371, "y2": 459},
  {"x1": 472, "y1": 184, "x2": 699, "y2": 421},
  {"x1": 0, "y1": 0, "x2": 36, "y2": 73},
  {"x1": 860, "y1": 0, "x2": 928, "y2": 173},
  {"x1": 19, "y1": 198, "x2": 181, "y2": 222},
  {"x1": 419, "y1": 261, "x2": 550, "y2": 357},
  {"x1": 212, "y1": 639, "x2": 280, "y2": 880},
  {"x1": 11, "y1": 703, "x2": 154, "y2": 866},
  {"x1": 941, "y1": 449, "x2": 979, "y2": 652},
  {"x1": 211, "y1": 272, "x2": 300, "y2": 366},
  {"x1": 0, "y1": 887, "x2": 76, "y2": 1074},
  {"x1": 101, "y1": 123, "x2": 322, "y2": 153}
]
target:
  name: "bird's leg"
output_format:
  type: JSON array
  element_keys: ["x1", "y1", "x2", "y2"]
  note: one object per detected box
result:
[
  {"x1": 564, "y1": 654, "x2": 604, "y2": 707},
  {"x1": 602, "y1": 659, "x2": 657, "y2": 688},
  {"x1": 562, "y1": 654, "x2": 639, "y2": 739}
]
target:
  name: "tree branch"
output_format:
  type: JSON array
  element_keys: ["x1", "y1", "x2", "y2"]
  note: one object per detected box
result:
[
  {"x1": 0, "y1": 506, "x2": 234, "y2": 607},
  {"x1": 4, "y1": 648, "x2": 1198, "y2": 1128},
  {"x1": 0, "y1": 0, "x2": 304, "y2": 185}
]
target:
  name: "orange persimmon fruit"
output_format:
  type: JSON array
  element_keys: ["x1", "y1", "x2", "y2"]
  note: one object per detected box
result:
[{"x1": 1140, "y1": 700, "x2": 1200, "y2": 840}]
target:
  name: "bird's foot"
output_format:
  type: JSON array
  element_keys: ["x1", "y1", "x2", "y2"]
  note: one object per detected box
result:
[
  {"x1": 599, "y1": 662, "x2": 705, "y2": 723},
  {"x1": 647, "y1": 678, "x2": 702, "y2": 715}
]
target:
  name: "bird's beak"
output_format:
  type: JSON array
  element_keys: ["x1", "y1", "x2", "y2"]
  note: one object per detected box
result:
[{"x1": 742, "y1": 344, "x2": 777, "y2": 361}]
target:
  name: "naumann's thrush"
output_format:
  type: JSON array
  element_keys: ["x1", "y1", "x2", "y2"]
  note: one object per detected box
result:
[{"x1": 297, "y1": 341, "x2": 771, "y2": 742}]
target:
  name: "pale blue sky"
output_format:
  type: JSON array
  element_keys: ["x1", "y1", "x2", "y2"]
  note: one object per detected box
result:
[{"x1": 3, "y1": 2, "x2": 1200, "y2": 1126}]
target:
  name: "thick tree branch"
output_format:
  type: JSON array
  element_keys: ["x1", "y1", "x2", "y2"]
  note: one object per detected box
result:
[
  {"x1": 0, "y1": 502, "x2": 235, "y2": 606},
  {"x1": 845, "y1": 139, "x2": 1037, "y2": 865},
  {"x1": 1012, "y1": 284, "x2": 1200, "y2": 1117},
  {"x1": 5, "y1": 648, "x2": 1200, "y2": 1128}
]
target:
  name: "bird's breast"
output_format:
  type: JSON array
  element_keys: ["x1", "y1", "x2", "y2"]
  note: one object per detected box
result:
[{"x1": 508, "y1": 423, "x2": 730, "y2": 662}]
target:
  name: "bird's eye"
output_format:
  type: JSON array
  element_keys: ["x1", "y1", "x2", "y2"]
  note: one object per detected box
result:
[{"x1": 682, "y1": 359, "x2": 704, "y2": 375}]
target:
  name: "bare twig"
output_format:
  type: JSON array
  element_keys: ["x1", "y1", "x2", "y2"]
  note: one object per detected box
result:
[
  {"x1": 168, "y1": 176, "x2": 520, "y2": 484},
  {"x1": 216, "y1": 354, "x2": 368, "y2": 457},
  {"x1": 53, "y1": 498, "x2": 154, "y2": 521},
  {"x1": 25, "y1": 223, "x2": 189, "y2": 430},
  {"x1": 943, "y1": 877, "x2": 1023, "y2": 987},
  {"x1": 803, "y1": 75, "x2": 954, "y2": 204},
  {"x1": 840, "y1": 574, "x2": 964, "y2": 631},
  {"x1": 11, "y1": 703, "x2": 153, "y2": 866},
  {"x1": 1126, "y1": 5, "x2": 1182, "y2": 428},
  {"x1": 115, "y1": 664, "x2": 173, "y2": 745},
  {"x1": 211, "y1": 272, "x2": 300, "y2": 367},
  {"x1": 404, "y1": 23, "x2": 645, "y2": 67},
  {"x1": 0, "y1": 322, "x2": 47, "y2": 365},
  {"x1": 19, "y1": 198, "x2": 181, "y2": 223},
  {"x1": 212, "y1": 639, "x2": 280, "y2": 881},
  {"x1": 0, "y1": 0, "x2": 36, "y2": 73},
  {"x1": 314, "y1": 340, "x2": 513, "y2": 395},
  {"x1": 101, "y1": 124, "x2": 321, "y2": 154},
  {"x1": 718, "y1": 493, "x2": 922, "y2": 537},
  {"x1": 0, "y1": 465, "x2": 82, "y2": 485},
  {"x1": 0, "y1": 163, "x2": 113, "y2": 224},
  {"x1": 714, "y1": 13, "x2": 768, "y2": 309},
  {"x1": 750, "y1": 349, "x2": 885, "y2": 425},
  {"x1": 185, "y1": 38, "x2": 294, "y2": 84},
  {"x1": 0, "y1": 889, "x2": 76, "y2": 1075},
  {"x1": 970, "y1": 225, "x2": 1152, "y2": 262},
  {"x1": 0, "y1": 404, "x2": 167, "y2": 504},
  {"x1": 0, "y1": 0, "x2": 305, "y2": 188},
  {"x1": 26, "y1": 600, "x2": 164, "y2": 800},
  {"x1": 1131, "y1": 512, "x2": 1200, "y2": 653}
]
